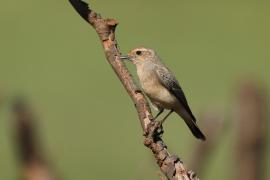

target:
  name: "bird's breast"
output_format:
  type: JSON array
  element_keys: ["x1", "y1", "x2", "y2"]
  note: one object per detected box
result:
[{"x1": 137, "y1": 67, "x2": 178, "y2": 110}]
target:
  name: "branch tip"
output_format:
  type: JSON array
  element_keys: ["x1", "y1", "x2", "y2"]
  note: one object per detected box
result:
[{"x1": 69, "y1": 0, "x2": 91, "y2": 22}]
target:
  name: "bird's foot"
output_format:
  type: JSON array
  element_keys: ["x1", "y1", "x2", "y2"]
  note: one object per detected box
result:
[
  {"x1": 152, "y1": 121, "x2": 164, "y2": 137},
  {"x1": 144, "y1": 121, "x2": 164, "y2": 137},
  {"x1": 156, "y1": 121, "x2": 164, "y2": 136},
  {"x1": 148, "y1": 115, "x2": 155, "y2": 121}
]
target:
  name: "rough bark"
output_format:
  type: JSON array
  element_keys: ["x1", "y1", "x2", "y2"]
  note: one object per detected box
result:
[{"x1": 69, "y1": 1, "x2": 199, "y2": 179}]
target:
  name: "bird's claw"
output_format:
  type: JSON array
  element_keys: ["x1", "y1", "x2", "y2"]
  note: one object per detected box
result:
[
  {"x1": 145, "y1": 121, "x2": 164, "y2": 137},
  {"x1": 154, "y1": 121, "x2": 164, "y2": 136}
]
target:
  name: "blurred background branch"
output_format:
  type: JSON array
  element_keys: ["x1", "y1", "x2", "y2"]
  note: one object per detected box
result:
[
  {"x1": 234, "y1": 80, "x2": 268, "y2": 180},
  {"x1": 13, "y1": 99, "x2": 56, "y2": 180},
  {"x1": 189, "y1": 110, "x2": 224, "y2": 174}
]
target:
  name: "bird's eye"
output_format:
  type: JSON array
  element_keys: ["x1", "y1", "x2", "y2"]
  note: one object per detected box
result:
[{"x1": 136, "y1": 51, "x2": 142, "y2": 56}]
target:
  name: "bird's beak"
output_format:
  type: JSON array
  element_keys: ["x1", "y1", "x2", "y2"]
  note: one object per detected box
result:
[{"x1": 120, "y1": 55, "x2": 131, "y2": 60}]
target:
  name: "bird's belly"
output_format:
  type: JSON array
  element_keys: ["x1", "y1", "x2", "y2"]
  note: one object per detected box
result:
[{"x1": 142, "y1": 81, "x2": 178, "y2": 110}]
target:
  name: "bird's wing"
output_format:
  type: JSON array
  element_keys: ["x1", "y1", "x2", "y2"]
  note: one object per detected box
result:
[{"x1": 155, "y1": 66, "x2": 196, "y2": 122}]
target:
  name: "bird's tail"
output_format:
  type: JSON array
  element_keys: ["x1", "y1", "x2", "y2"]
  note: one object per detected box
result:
[{"x1": 176, "y1": 110, "x2": 206, "y2": 141}]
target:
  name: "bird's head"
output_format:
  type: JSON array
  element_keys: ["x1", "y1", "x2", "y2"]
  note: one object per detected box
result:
[{"x1": 120, "y1": 47, "x2": 157, "y2": 65}]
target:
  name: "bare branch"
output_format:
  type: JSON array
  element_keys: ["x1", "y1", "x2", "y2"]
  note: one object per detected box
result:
[
  {"x1": 13, "y1": 99, "x2": 56, "y2": 180},
  {"x1": 69, "y1": 0, "x2": 199, "y2": 179}
]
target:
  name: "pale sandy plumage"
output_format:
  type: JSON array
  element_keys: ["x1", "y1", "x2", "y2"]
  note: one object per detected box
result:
[{"x1": 121, "y1": 47, "x2": 206, "y2": 140}]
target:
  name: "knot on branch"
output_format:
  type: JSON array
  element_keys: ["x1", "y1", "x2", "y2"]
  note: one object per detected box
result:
[
  {"x1": 89, "y1": 11, "x2": 118, "y2": 41},
  {"x1": 161, "y1": 155, "x2": 181, "y2": 179},
  {"x1": 187, "y1": 170, "x2": 198, "y2": 180},
  {"x1": 106, "y1": 18, "x2": 118, "y2": 27}
]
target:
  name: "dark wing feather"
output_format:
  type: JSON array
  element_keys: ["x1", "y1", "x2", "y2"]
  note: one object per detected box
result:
[{"x1": 156, "y1": 67, "x2": 196, "y2": 122}]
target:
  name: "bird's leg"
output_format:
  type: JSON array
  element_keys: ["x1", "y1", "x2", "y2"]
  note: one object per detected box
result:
[
  {"x1": 160, "y1": 109, "x2": 174, "y2": 124},
  {"x1": 153, "y1": 109, "x2": 164, "y2": 120},
  {"x1": 155, "y1": 110, "x2": 174, "y2": 136}
]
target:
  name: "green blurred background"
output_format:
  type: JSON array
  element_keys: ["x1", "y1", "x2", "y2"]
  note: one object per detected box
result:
[{"x1": 0, "y1": 0, "x2": 269, "y2": 179}]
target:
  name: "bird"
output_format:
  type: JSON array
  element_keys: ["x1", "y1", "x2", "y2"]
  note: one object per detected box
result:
[{"x1": 120, "y1": 47, "x2": 206, "y2": 140}]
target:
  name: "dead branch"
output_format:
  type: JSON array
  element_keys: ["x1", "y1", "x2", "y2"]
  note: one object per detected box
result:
[
  {"x1": 234, "y1": 80, "x2": 267, "y2": 180},
  {"x1": 13, "y1": 99, "x2": 56, "y2": 180},
  {"x1": 69, "y1": 0, "x2": 199, "y2": 179}
]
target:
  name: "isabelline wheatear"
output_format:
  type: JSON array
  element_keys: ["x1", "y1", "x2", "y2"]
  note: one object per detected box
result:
[{"x1": 121, "y1": 47, "x2": 206, "y2": 140}]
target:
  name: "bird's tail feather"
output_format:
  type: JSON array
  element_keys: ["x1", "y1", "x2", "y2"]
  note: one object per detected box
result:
[
  {"x1": 184, "y1": 117, "x2": 206, "y2": 140},
  {"x1": 176, "y1": 110, "x2": 206, "y2": 140}
]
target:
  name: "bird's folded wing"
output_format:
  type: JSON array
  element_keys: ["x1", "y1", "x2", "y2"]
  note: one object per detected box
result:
[{"x1": 155, "y1": 67, "x2": 196, "y2": 122}]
